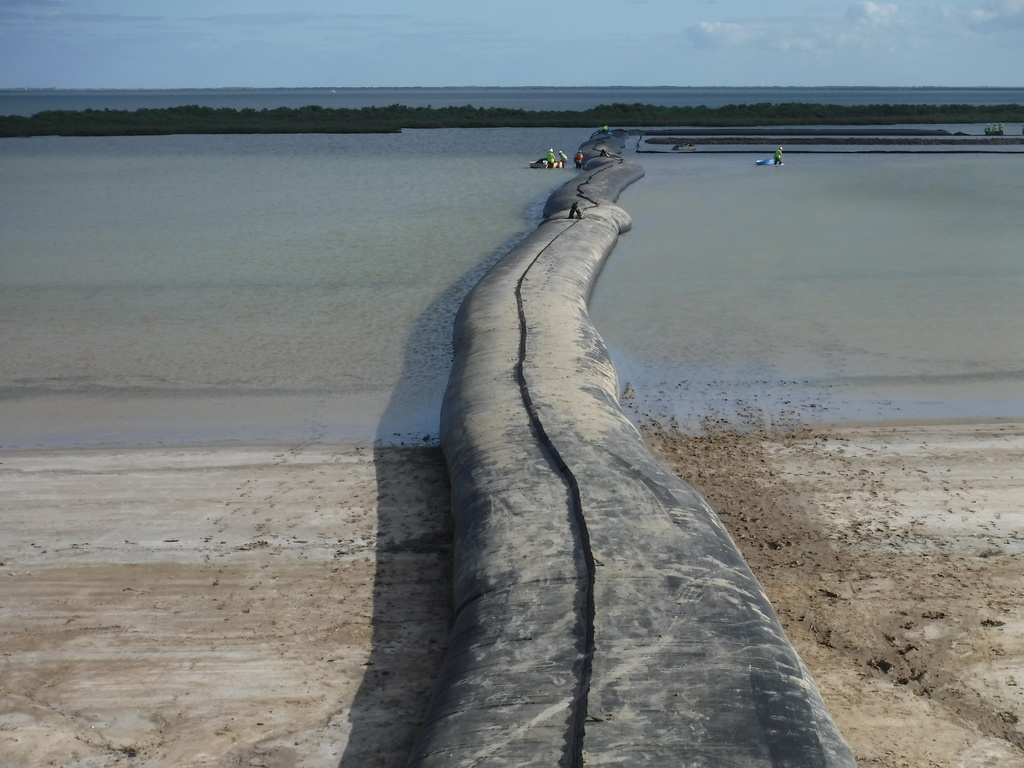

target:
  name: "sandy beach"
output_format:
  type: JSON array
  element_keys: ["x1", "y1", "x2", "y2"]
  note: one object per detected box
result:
[
  {"x1": 2, "y1": 421, "x2": 1022, "y2": 767},
  {"x1": 0, "y1": 445, "x2": 453, "y2": 767},
  {"x1": 650, "y1": 420, "x2": 1024, "y2": 768}
]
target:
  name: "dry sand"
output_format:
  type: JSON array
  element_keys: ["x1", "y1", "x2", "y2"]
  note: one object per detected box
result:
[{"x1": 2, "y1": 420, "x2": 1022, "y2": 767}]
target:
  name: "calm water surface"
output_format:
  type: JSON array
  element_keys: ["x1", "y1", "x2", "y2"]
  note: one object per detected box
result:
[
  {"x1": 591, "y1": 150, "x2": 1024, "y2": 430},
  {"x1": 0, "y1": 128, "x2": 582, "y2": 447},
  {"x1": 3, "y1": 127, "x2": 1022, "y2": 448}
]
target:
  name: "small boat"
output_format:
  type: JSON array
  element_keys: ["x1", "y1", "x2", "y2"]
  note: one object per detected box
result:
[{"x1": 672, "y1": 144, "x2": 696, "y2": 152}]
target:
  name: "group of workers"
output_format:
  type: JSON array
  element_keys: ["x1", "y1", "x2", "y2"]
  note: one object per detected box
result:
[
  {"x1": 537, "y1": 126, "x2": 615, "y2": 168},
  {"x1": 539, "y1": 148, "x2": 586, "y2": 168},
  {"x1": 983, "y1": 123, "x2": 1024, "y2": 135}
]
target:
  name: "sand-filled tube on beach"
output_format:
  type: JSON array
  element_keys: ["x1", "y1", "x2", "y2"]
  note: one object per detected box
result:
[{"x1": 407, "y1": 143, "x2": 855, "y2": 767}]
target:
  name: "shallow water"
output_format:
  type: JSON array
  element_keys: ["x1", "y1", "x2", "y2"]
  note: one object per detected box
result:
[
  {"x1": 0, "y1": 129, "x2": 583, "y2": 448},
  {"x1": 590, "y1": 150, "x2": 1024, "y2": 430},
  {"x1": 3, "y1": 128, "x2": 1022, "y2": 448}
]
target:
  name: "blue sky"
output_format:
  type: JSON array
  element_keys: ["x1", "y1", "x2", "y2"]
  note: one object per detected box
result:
[{"x1": 2, "y1": 0, "x2": 1023, "y2": 89}]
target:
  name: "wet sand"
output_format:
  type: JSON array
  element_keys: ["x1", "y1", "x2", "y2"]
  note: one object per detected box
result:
[
  {"x1": 1, "y1": 421, "x2": 1022, "y2": 766},
  {"x1": 649, "y1": 420, "x2": 1024, "y2": 768}
]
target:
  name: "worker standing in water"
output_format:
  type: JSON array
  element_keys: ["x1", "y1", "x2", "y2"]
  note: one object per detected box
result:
[
  {"x1": 774, "y1": 146, "x2": 784, "y2": 165},
  {"x1": 546, "y1": 148, "x2": 556, "y2": 168}
]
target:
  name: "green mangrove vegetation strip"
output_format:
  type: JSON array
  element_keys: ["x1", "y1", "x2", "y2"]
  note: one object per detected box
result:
[{"x1": 2, "y1": 101, "x2": 1023, "y2": 137}]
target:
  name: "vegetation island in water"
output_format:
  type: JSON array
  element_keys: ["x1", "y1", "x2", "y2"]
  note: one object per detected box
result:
[{"x1": 2, "y1": 102, "x2": 1024, "y2": 138}]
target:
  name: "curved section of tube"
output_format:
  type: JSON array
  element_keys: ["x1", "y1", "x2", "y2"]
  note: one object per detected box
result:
[{"x1": 407, "y1": 139, "x2": 855, "y2": 768}]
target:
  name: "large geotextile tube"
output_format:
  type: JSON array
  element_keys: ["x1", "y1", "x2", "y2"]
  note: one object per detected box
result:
[{"x1": 408, "y1": 139, "x2": 856, "y2": 767}]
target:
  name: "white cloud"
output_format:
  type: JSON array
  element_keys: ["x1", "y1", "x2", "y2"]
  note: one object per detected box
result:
[
  {"x1": 679, "y1": 0, "x2": 1024, "y2": 57},
  {"x1": 684, "y1": 13, "x2": 891, "y2": 53},
  {"x1": 185, "y1": 11, "x2": 402, "y2": 26},
  {"x1": 686, "y1": 20, "x2": 769, "y2": 47},
  {"x1": 681, "y1": 0, "x2": 1024, "y2": 57},
  {"x1": 962, "y1": 0, "x2": 1024, "y2": 29},
  {"x1": 845, "y1": 1, "x2": 899, "y2": 25}
]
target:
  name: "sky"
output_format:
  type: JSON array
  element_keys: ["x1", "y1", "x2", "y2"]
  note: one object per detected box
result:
[{"x1": 2, "y1": 0, "x2": 1023, "y2": 89}]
